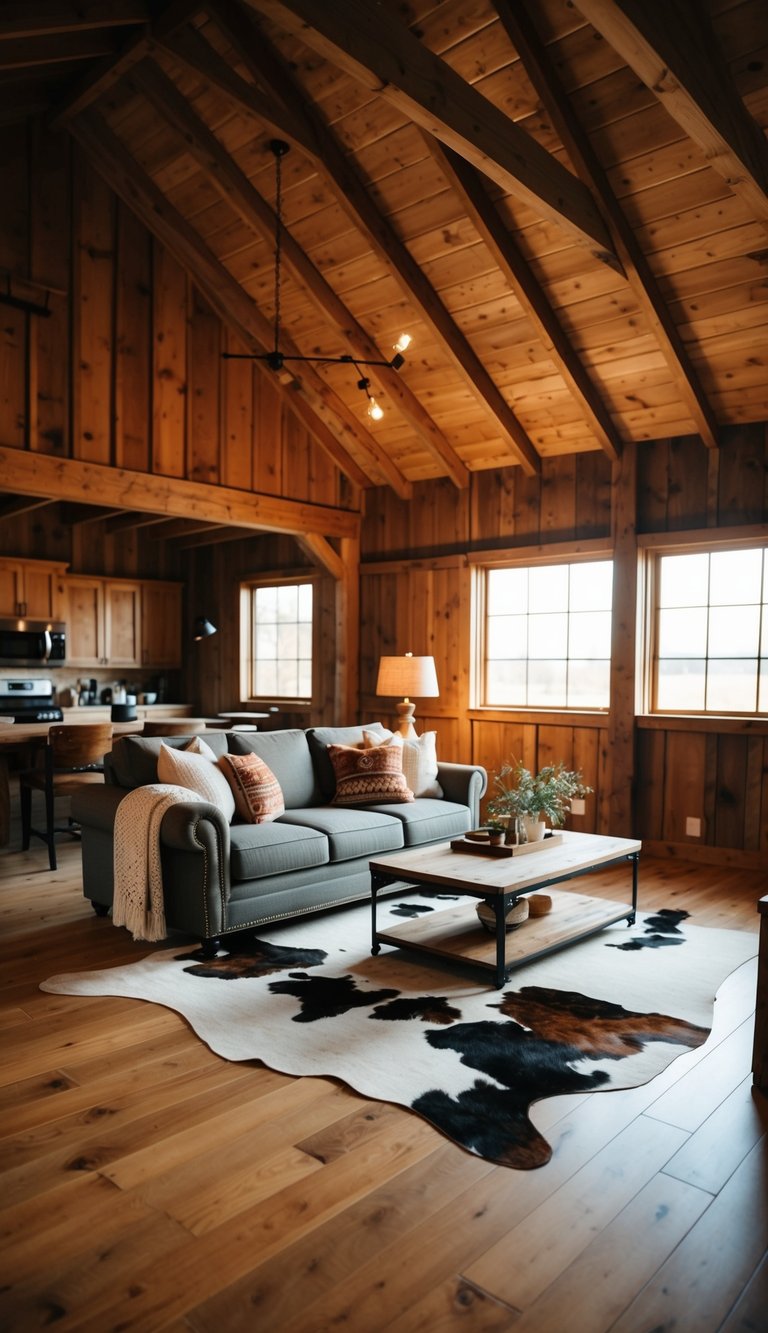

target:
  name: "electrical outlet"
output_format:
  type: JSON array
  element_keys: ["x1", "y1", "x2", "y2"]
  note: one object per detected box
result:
[
  {"x1": 685, "y1": 817, "x2": 701, "y2": 838},
  {"x1": 570, "y1": 797, "x2": 586, "y2": 816}
]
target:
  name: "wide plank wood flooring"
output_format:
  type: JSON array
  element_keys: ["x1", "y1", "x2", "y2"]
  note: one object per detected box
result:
[{"x1": 0, "y1": 835, "x2": 766, "y2": 1331}]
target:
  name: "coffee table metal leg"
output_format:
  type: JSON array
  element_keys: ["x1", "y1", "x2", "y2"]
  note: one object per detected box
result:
[
  {"x1": 371, "y1": 871, "x2": 384, "y2": 955},
  {"x1": 494, "y1": 896, "x2": 508, "y2": 988}
]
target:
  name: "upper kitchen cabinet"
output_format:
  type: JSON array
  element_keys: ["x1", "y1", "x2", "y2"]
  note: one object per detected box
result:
[
  {"x1": 65, "y1": 576, "x2": 181, "y2": 668},
  {"x1": 105, "y1": 581, "x2": 142, "y2": 668},
  {"x1": 65, "y1": 576, "x2": 141, "y2": 667},
  {"x1": 0, "y1": 559, "x2": 67, "y2": 620},
  {"x1": 141, "y1": 582, "x2": 182, "y2": 669}
]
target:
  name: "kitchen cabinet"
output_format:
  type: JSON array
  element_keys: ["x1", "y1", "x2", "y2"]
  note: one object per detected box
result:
[
  {"x1": 64, "y1": 577, "x2": 105, "y2": 667},
  {"x1": 0, "y1": 558, "x2": 66, "y2": 620},
  {"x1": 64, "y1": 576, "x2": 181, "y2": 669}
]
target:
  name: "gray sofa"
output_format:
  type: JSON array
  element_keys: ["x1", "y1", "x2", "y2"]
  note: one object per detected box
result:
[{"x1": 72, "y1": 724, "x2": 487, "y2": 952}]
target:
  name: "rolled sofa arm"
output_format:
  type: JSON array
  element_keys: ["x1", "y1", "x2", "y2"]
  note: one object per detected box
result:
[
  {"x1": 73, "y1": 786, "x2": 233, "y2": 940},
  {"x1": 436, "y1": 762, "x2": 488, "y2": 827}
]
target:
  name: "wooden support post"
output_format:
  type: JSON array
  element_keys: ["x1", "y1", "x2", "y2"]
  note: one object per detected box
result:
[
  {"x1": 754, "y1": 895, "x2": 768, "y2": 1089},
  {"x1": 607, "y1": 443, "x2": 638, "y2": 837}
]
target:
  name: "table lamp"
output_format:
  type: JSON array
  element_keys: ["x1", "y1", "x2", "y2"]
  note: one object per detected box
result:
[{"x1": 376, "y1": 653, "x2": 439, "y2": 738}]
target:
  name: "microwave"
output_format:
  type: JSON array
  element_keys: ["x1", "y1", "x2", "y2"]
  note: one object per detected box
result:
[{"x1": 0, "y1": 618, "x2": 67, "y2": 667}]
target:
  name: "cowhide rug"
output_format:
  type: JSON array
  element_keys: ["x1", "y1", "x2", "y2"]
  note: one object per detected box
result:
[{"x1": 41, "y1": 895, "x2": 757, "y2": 1169}]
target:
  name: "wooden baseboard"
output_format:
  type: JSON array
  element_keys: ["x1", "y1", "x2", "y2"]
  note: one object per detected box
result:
[{"x1": 643, "y1": 839, "x2": 765, "y2": 871}]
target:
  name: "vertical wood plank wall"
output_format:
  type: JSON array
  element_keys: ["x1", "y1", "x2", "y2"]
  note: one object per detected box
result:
[
  {"x1": 360, "y1": 429, "x2": 768, "y2": 869},
  {"x1": 0, "y1": 134, "x2": 353, "y2": 512}
]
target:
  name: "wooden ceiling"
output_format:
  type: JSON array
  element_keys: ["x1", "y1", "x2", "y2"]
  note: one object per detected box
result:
[{"x1": 2, "y1": 0, "x2": 767, "y2": 500}]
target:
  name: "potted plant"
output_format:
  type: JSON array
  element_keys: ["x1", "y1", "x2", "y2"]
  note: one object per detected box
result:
[{"x1": 486, "y1": 759, "x2": 592, "y2": 843}]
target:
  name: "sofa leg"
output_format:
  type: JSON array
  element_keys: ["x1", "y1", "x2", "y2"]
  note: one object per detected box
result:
[
  {"x1": 200, "y1": 937, "x2": 222, "y2": 959},
  {"x1": 91, "y1": 902, "x2": 109, "y2": 918}
]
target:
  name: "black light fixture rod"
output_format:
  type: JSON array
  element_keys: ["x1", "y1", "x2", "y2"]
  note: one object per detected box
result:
[{"x1": 221, "y1": 352, "x2": 403, "y2": 368}]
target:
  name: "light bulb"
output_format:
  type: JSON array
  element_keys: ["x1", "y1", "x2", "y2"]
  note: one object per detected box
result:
[
  {"x1": 393, "y1": 333, "x2": 411, "y2": 353},
  {"x1": 368, "y1": 397, "x2": 384, "y2": 421}
]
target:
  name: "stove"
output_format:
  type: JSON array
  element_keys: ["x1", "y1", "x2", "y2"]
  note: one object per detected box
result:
[{"x1": 0, "y1": 678, "x2": 64, "y2": 723}]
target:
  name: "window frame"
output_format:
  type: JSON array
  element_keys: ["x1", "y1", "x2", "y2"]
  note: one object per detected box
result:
[
  {"x1": 470, "y1": 540, "x2": 614, "y2": 714},
  {"x1": 638, "y1": 525, "x2": 768, "y2": 719},
  {"x1": 239, "y1": 573, "x2": 319, "y2": 707}
]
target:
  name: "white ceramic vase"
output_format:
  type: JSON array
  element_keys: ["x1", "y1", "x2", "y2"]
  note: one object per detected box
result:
[{"x1": 523, "y1": 815, "x2": 547, "y2": 842}]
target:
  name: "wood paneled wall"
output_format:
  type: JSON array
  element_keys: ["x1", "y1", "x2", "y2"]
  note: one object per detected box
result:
[
  {"x1": 360, "y1": 426, "x2": 768, "y2": 868},
  {"x1": 0, "y1": 127, "x2": 353, "y2": 511}
]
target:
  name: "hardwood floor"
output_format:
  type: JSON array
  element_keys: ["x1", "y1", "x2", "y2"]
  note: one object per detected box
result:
[{"x1": 0, "y1": 833, "x2": 766, "y2": 1332}]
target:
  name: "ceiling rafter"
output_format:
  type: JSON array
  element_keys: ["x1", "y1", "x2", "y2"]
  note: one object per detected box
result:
[
  {"x1": 104, "y1": 511, "x2": 175, "y2": 534},
  {"x1": 498, "y1": 0, "x2": 721, "y2": 452},
  {"x1": 574, "y1": 0, "x2": 768, "y2": 231},
  {"x1": 171, "y1": 2, "x2": 542, "y2": 475},
  {"x1": 241, "y1": 0, "x2": 623, "y2": 272},
  {"x1": 131, "y1": 57, "x2": 471, "y2": 489},
  {"x1": 68, "y1": 110, "x2": 415, "y2": 499},
  {"x1": 49, "y1": 0, "x2": 195, "y2": 128},
  {"x1": 423, "y1": 134, "x2": 622, "y2": 462},
  {"x1": 0, "y1": 2, "x2": 150, "y2": 38}
]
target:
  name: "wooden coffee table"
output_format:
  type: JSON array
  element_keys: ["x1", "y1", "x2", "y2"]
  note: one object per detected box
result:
[{"x1": 370, "y1": 831, "x2": 641, "y2": 988}]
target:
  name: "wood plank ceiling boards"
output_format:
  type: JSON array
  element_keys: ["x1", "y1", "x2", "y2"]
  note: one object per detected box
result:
[{"x1": 0, "y1": 0, "x2": 766, "y2": 509}]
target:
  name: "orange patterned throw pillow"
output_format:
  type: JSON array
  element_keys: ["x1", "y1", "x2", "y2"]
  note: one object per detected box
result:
[
  {"x1": 328, "y1": 741, "x2": 414, "y2": 806},
  {"x1": 218, "y1": 752, "x2": 285, "y2": 823}
]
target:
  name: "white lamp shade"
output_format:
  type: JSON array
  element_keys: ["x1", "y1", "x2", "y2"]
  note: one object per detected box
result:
[{"x1": 376, "y1": 654, "x2": 439, "y2": 699}]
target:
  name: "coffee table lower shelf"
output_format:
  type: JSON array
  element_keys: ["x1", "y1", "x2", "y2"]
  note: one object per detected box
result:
[{"x1": 374, "y1": 888, "x2": 635, "y2": 986}]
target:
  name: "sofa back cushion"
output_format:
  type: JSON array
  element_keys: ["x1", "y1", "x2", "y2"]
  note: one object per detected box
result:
[
  {"x1": 306, "y1": 722, "x2": 388, "y2": 801},
  {"x1": 106, "y1": 731, "x2": 230, "y2": 789},
  {"x1": 226, "y1": 728, "x2": 317, "y2": 807}
]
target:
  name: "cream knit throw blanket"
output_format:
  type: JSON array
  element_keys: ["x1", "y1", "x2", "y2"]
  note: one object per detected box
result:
[{"x1": 113, "y1": 784, "x2": 206, "y2": 942}]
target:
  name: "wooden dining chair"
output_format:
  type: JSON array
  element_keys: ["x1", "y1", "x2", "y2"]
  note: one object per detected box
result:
[
  {"x1": 142, "y1": 720, "x2": 208, "y2": 737},
  {"x1": 20, "y1": 723, "x2": 113, "y2": 870}
]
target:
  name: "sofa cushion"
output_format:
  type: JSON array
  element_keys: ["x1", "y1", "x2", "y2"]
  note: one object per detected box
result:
[
  {"x1": 328, "y1": 741, "x2": 413, "y2": 807},
  {"x1": 107, "y1": 732, "x2": 229, "y2": 789},
  {"x1": 364, "y1": 728, "x2": 444, "y2": 798},
  {"x1": 361, "y1": 797, "x2": 470, "y2": 846},
  {"x1": 306, "y1": 722, "x2": 388, "y2": 800},
  {"x1": 226, "y1": 729, "x2": 318, "y2": 807},
  {"x1": 219, "y1": 752, "x2": 285, "y2": 823},
  {"x1": 278, "y1": 807, "x2": 404, "y2": 861},
  {"x1": 229, "y1": 821, "x2": 328, "y2": 883},
  {"x1": 157, "y1": 740, "x2": 236, "y2": 822}
]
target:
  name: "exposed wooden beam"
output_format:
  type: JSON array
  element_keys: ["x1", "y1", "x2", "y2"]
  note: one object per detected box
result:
[
  {"x1": 0, "y1": 33, "x2": 120, "y2": 71},
  {"x1": 0, "y1": 2, "x2": 149, "y2": 38},
  {"x1": 159, "y1": 21, "x2": 318, "y2": 156},
  {"x1": 190, "y1": 2, "x2": 541, "y2": 475},
  {"x1": 500, "y1": 0, "x2": 720, "y2": 451},
  {"x1": 0, "y1": 495, "x2": 53, "y2": 518},
  {"x1": 103, "y1": 511, "x2": 172, "y2": 534},
  {"x1": 0, "y1": 447, "x2": 360, "y2": 539},
  {"x1": 243, "y1": 0, "x2": 621, "y2": 270},
  {"x1": 295, "y1": 533, "x2": 345, "y2": 580},
  {"x1": 424, "y1": 135, "x2": 622, "y2": 462},
  {"x1": 575, "y1": 0, "x2": 768, "y2": 230},
  {"x1": 49, "y1": 0, "x2": 195, "y2": 128},
  {"x1": 58, "y1": 503, "x2": 121, "y2": 524},
  {"x1": 132, "y1": 58, "x2": 469, "y2": 489},
  {"x1": 336, "y1": 534, "x2": 360, "y2": 721},
  {"x1": 68, "y1": 111, "x2": 411, "y2": 498},
  {"x1": 175, "y1": 526, "x2": 258, "y2": 548},
  {"x1": 146, "y1": 517, "x2": 227, "y2": 540}
]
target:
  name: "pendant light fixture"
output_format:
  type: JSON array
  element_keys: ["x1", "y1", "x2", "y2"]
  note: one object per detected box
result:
[{"x1": 222, "y1": 140, "x2": 410, "y2": 420}]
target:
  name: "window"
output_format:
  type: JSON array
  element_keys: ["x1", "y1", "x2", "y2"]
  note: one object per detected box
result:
[
  {"x1": 243, "y1": 580, "x2": 314, "y2": 701},
  {"x1": 651, "y1": 545, "x2": 768, "y2": 714},
  {"x1": 482, "y1": 559, "x2": 613, "y2": 709}
]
